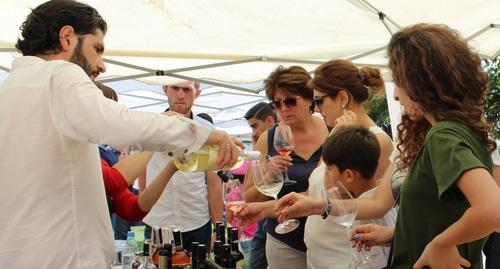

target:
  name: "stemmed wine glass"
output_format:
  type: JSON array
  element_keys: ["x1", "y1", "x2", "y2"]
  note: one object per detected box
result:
[
  {"x1": 321, "y1": 180, "x2": 376, "y2": 268},
  {"x1": 251, "y1": 160, "x2": 300, "y2": 234},
  {"x1": 320, "y1": 180, "x2": 358, "y2": 267},
  {"x1": 273, "y1": 125, "x2": 297, "y2": 185},
  {"x1": 223, "y1": 172, "x2": 250, "y2": 241}
]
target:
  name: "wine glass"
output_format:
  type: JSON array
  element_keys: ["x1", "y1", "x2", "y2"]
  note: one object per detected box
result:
[
  {"x1": 251, "y1": 160, "x2": 300, "y2": 234},
  {"x1": 273, "y1": 125, "x2": 297, "y2": 185},
  {"x1": 223, "y1": 172, "x2": 250, "y2": 242},
  {"x1": 321, "y1": 180, "x2": 376, "y2": 268}
]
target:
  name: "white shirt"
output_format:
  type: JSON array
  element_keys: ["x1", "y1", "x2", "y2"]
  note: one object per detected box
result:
[
  {"x1": 304, "y1": 126, "x2": 395, "y2": 269},
  {"x1": 0, "y1": 57, "x2": 211, "y2": 269},
  {"x1": 144, "y1": 115, "x2": 212, "y2": 232},
  {"x1": 353, "y1": 188, "x2": 397, "y2": 269},
  {"x1": 305, "y1": 162, "x2": 353, "y2": 269}
]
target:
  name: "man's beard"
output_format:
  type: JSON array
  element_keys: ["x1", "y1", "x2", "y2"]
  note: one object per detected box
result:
[{"x1": 69, "y1": 40, "x2": 93, "y2": 78}]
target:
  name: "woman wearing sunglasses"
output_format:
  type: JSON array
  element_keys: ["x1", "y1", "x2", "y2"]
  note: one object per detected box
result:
[
  {"x1": 301, "y1": 59, "x2": 395, "y2": 269},
  {"x1": 241, "y1": 65, "x2": 328, "y2": 269}
]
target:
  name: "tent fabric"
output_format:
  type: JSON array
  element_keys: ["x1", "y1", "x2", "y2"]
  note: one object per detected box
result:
[{"x1": 0, "y1": 0, "x2": 499, "y2": 137}]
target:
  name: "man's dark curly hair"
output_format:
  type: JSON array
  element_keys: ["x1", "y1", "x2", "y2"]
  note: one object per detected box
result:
[{"x1": 15, "y1": 0, "x2": 107, "y2": 56}]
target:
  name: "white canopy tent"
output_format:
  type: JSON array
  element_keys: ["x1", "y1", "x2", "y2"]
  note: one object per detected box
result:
[{"x1": 1, "y1": 0, "x2": 499, "y2": 137}]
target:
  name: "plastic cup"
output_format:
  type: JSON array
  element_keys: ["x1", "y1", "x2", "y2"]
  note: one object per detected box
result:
[{"x1": 130, "y1": 225, "x2": 146, "y2": 251}]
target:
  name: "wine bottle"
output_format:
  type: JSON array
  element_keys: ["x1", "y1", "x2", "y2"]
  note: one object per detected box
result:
[
  {"x1": 158, "y1": 243, "x2": 172, "y2": 269},
  {"x1": 229, "y1": 229, "x2": 244, "y2": 269},
  {"x1": 172, "y1": 229, "x2": 191, "y2": 266},
  {"x1": 213, "y1": 240, "x2": 222, "y2": 265},
  {"x1": 191, "y1": 241, "x2": 199, "y2": 269},
  {"x1": 139, "y1": 240, "x2": 157, "y2": 269},
  {"x1": 216, "y1": 223, "x2": 226, "y2": 244},
  {"x1": 221, "y1": 244, "x2": 232, "y2": 268},
  {"x1": 174, "y1": 145, "x2": 261, "y2": 172},
  {"x1": 150, "y1": 226, "x2": 163, "y2": 267},
  {"x1": 196, "y1": 244, "x2": 207, "y2": 269}
]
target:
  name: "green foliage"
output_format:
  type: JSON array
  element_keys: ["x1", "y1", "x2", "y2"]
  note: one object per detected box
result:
[
  {"x1": 366, "y1": 91, "x2": 390, "y2": 130},
  {"x1": 364, "y1": 59, "x2": 499, "y2": 139},
  {"x1": 484, "y1": 59, "x2": 500, "y2": 139}
]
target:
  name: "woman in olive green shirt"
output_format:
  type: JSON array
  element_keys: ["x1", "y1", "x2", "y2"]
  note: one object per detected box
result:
[{"x1": 276, "y1": 23, "x2": 500, "y2": 269}]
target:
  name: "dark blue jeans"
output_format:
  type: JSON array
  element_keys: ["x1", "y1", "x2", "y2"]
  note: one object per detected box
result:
[
  {"x1": 484, "y1": 232, "x2": 500, "y2": 269},
  {"x1": 144, "y1": 220, "x2": 212, "y2": 253},
  {"x1": 247, "y1": 219, "x2": 268, "y2": 269}
]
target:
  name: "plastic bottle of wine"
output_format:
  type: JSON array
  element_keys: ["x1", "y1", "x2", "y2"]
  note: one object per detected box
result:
[{"x1": 174, "y1": 145, "x2": 261, "y2": 172}]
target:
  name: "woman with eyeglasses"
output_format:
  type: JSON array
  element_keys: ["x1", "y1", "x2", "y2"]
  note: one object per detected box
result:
[
  {"x1": 240, "y1": 65, "x2": 328, "y2": 269},
  {"x1": 303, "y1": 60, "x2": 395, "y2": 269}
]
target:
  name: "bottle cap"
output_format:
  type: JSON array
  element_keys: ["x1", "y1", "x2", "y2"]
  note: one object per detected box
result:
[
  {"x1": 197, "y1": 244, "x2": 207, "y2": 263},
  {"x1": 127, "y1": 231, "x2": 135, "y2": 238}
]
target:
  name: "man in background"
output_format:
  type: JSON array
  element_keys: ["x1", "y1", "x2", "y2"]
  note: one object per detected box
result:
[
  {"x1": 244, "y1": 102, "x2": 278, "y2": 146},
  {"x1": 243, "y1": 102, "x2": 277, "y2": 269},
  {"x1": 143, "y1": 81, "x2": 224, "y2": 251}
]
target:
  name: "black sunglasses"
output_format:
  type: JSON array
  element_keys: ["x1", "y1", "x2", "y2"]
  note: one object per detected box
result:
[
  {"x1": 313, "y1": 95, "x2": 329, "y2": 106},
  {"x1": 270, "y1": 96, "x2": 300, "y2": 110}
]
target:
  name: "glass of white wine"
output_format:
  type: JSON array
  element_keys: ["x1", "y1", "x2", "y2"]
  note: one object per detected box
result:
[
  {"x1": 322, "y1": 180, "x2": 380, "y2": 269},
  {"x1": 251, "y1": 160, "x2": 300, "y2": 234}
]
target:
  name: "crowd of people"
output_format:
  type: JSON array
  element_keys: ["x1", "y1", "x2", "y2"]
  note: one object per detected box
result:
[{"x1": 0, "y1": 1, "x2": 499, "y2": 269}]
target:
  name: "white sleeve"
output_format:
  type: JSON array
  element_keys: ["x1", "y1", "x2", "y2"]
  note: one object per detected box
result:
[
  {"x1": 389, "y1": 141, "x2": 399, "y2": 163},
  {"x1": 492, "y1": 148, "x2": 500, "y2": 166},
  {"x1": 50, "y1": 63, "x2": 211, "y2": 155}
]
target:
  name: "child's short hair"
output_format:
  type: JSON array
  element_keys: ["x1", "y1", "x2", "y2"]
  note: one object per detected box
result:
[{"x1": 322, "y1": 125, "x2": 380, "y2": 179}]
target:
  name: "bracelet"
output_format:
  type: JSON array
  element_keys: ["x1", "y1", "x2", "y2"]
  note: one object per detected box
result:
[{"x1": 322, "y1": 197, "x2": 332, "y2": 219}]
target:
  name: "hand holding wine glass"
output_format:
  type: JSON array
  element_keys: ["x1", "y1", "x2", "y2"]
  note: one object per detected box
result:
[
  {"x1": 252, "y1": 160, "x2": 300, "y2": 234},
  {"x1": 273, "y1": 125, "x2": 297, "y2": 185},
  {"x1": 223, "y1": 172, "x2": 249, "y2": 241},
  {"x1": 321, "y1": 180, "x2": 380, "y2": 268}
]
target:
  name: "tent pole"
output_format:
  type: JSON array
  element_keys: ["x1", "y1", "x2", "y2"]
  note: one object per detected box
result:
[{"x1": 466, "y1": 23, "x2": 496, "y2": 41}]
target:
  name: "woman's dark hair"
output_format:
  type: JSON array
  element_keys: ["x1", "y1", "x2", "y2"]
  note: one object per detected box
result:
[
  {"x1": 322, "y1": 125, "x2": 381, "y2": 179},
  {"x1": 264, "y1": 65, "x2": 314, "y2": 112},
  {"x1": 308, "y1": 59, "x2": 385, "y2": 104},
  {"x1": 16, "y1": 0, "x2": 107, "y2": 56},
  {"x1": 388, "y1": 23, "x2": 496, "y2": 169}
]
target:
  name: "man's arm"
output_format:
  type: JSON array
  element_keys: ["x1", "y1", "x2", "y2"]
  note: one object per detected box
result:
[{"x1": 207, "y1": 171, "x2": 224, "y2": 223}]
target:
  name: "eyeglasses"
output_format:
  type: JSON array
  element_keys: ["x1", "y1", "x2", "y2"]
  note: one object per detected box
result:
[
  {"x1": 313, "y1": 95, "x2": 329, "y2": 107},
  {"x1": 270, "y1": 96, "x2": 301, "y2": 110}
]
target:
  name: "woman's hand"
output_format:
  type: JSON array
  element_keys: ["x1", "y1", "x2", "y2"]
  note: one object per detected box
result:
[
  {"x1": 267, "y1": 155, "x2": 292, "y2": 172},
  {"x1": 332, "y1": 110, "x2": 357, "y2": 135},
  {"x1": 349, "y1": 224, "x2": 394, "y2": 251},
  {"x1": 236, "y1": 202, "x2": 268, "y2": 228},
  {"x1": 413, "y1": 240, "x2": 471, "y2": 269},
  {"x1": 275, "y1": 192, "x2": 324, "y2": 220}
]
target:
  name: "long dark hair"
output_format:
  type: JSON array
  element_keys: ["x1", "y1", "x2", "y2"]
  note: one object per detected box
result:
[
  {"x1": 16, "y1": 0, "x2": 107, "y2": 56},
  {"x1": 388, "y1": 24, "x2": 496, "y2": 169}
]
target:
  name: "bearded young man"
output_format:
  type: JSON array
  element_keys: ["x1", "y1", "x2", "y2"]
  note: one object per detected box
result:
[{"x1": 0, "y1": 1, "x2": 239, "y2": 268}]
